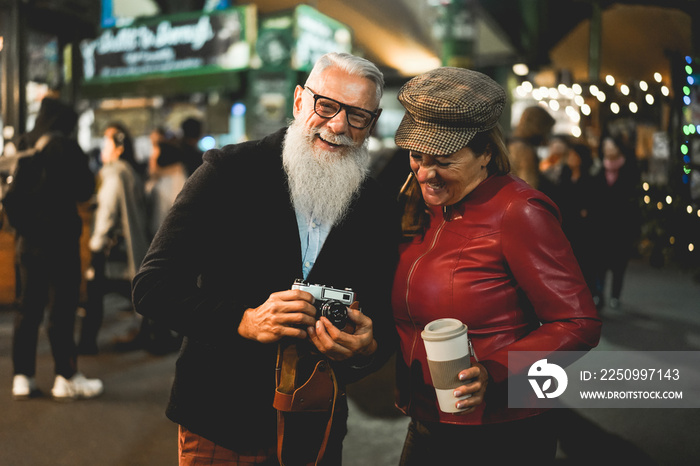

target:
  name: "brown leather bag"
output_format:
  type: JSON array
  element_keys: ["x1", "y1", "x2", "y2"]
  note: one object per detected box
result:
[{"x1": 273, "y1": 340, "x2": 339, "y2": 466}]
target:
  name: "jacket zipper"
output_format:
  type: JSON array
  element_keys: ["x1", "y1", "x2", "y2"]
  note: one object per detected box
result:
[{"x1": 404, "y1": 216, "x2": 447, "y2": 370}]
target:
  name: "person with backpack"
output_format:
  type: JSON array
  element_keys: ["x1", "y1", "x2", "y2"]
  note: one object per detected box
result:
[{"x1": 2, "y1": 96, "x2": 103, "y2": 401}]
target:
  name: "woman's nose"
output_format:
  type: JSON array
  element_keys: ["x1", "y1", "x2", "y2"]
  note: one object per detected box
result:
[{"x1": 415, "y1": 164, "x2": 436, "y2": 182}]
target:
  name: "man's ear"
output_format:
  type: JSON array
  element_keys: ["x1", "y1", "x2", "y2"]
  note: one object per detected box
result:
[{"x1": 292, "y1": 85, "x2": 304, "y2": 119}]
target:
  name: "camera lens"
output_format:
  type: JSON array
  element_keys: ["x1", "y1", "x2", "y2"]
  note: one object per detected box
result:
[{"x1": 319, "y1": 300, "x2": 348, "y2": 329}]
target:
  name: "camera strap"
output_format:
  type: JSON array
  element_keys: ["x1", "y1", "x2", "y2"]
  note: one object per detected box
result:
[{"x1": 274, "y1": 340, "x2": 339, "y2": 466}]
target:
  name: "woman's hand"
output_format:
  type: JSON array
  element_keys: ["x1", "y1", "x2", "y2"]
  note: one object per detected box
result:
[{"x1": 453, "y1": 362, "x2": 489, "y2": 413}]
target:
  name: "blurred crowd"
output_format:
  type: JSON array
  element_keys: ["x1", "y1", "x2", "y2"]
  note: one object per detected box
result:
[
  {"x1": 1, "y1": 96, "x2": 204, "y2": 400},
  {"x1": 506, "y1": 105, "x2": 643, "y2": 311}
]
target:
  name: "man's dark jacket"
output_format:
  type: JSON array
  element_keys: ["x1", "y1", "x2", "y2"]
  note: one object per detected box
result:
[{"x1": 132, "y1": 128, "x2": 399, "y2": 451}]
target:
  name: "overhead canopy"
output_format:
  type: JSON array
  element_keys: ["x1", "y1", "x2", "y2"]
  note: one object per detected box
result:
[
  {"x1": 253, "y1": 0, "x2": 695, "y2": 82},
  {"x1": 88, "y1": 0, "x2": 697, "y2": 86},
  {"x1": 549, "y1": 4, "x2": 692, "y2": 83}
]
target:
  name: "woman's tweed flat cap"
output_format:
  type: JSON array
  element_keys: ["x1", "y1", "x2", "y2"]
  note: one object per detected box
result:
[{"x1": 395, "y1": 67, "x2": 506, "y2": 156}]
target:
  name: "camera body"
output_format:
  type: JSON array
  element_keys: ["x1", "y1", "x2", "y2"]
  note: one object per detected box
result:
[{"x1": 292, "y1": 279, "x2": 355, "y2": 329}]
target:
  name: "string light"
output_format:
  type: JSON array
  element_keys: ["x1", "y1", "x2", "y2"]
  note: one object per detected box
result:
[
  {"x1": 511, "y1": 68, "x2": 677, "y2": 153},
  {"x1": 513, "y1": 63, "x2": 529, "y2": 76},
  {"x1": 681, "y1": 56, "x2": 695, "y2": 185}
]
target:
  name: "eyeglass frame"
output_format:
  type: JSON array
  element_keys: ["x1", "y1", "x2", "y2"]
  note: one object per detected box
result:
[{"x1": 303, "y1": 86, "x2": 379, "y2": 130}]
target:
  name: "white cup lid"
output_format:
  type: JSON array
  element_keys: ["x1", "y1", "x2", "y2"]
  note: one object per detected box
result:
[{"x1": 421, "y1": 318, "x2": 468, "y2": 342}]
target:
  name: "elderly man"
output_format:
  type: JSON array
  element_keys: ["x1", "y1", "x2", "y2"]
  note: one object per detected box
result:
[{"x1": 132, "y1": 52, "x2": 399, "y2": 465}]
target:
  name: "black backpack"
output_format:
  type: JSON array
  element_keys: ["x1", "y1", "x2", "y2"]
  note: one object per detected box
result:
[{"x1": 0, "y1": 133, "x2": 55, "y2": 235}]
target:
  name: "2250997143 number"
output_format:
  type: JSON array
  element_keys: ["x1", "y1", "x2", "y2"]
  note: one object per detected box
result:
[{"x1": 598, "y1": 368, "x2": 680, "y2": 381}]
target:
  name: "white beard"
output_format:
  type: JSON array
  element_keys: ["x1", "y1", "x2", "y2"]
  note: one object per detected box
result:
[{"x1": 282, "y1": 119, "x2": 370, "y2": 226}]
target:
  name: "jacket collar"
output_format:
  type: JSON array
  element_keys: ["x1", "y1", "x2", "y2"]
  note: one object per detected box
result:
[{"x1": 432, "y1": 174, "x2": 502, "y2": 222}]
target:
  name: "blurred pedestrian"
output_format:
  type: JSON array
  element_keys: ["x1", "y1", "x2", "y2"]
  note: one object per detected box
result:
[
  {"x1": 78, "y1": 122, "x2": 151, "y2": 354},
  {"x1": 145, "y1": 127, "x2": 187, "y2": 239},
  {"x1": 540, "y1": 133, "x2": 572, "y2": 189},
  {"x1": 178, "y1": 117, "x2": 204, "y2": 177},
  {"x1": 548, "y1": 141, "x2": 602, "y2": 302},
  {"x1": 592, "y1": 134, "x2": 642, "y2": 309},
  {"x1": 2, "y1": 97, "x2": 103, "y2": 401},
  {"x1": 132, "y1": 52, "x2": 398, "y2": 466},
  {"x1": 507, "y1": 105, "x2": 555, "y2": 190}
]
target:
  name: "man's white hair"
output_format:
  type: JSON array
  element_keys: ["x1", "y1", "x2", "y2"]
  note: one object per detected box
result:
[{"x1": 305, "y1": 52, "x2": 385, "y2": 105}]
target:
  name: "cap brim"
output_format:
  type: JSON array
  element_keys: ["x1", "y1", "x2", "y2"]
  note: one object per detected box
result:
[{"x1": 394, "y1": 112, "x2": 477, "y2": 156}]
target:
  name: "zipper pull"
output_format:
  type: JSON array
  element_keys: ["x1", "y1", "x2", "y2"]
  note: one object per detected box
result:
[{"x1": 468, "y1": 338, "x2": 478, "y2": 362}]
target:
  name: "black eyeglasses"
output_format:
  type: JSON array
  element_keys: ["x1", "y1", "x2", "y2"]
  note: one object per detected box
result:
[{"x1": 304, "y1": 86, "x2": 378, "y2": 129}]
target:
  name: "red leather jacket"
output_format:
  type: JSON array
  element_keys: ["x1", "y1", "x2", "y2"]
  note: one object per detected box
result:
[{"x1": 392, "y1": 174, "x2": 601, "y2": 425}]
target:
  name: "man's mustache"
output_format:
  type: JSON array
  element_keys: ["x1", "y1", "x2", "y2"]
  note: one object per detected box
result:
[{"x1": 313, "y1": 128, "x2": 356, "y2": 148}]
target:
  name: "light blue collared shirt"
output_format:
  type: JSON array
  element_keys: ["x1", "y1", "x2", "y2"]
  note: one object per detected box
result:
[{"x1": 296, "y1": 210, "x2": 332, "y2": 279}]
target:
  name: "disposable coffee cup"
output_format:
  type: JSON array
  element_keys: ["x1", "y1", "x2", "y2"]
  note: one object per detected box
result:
[{"x1": 421, "y1": 318, "x2": 471, "y2": 413}]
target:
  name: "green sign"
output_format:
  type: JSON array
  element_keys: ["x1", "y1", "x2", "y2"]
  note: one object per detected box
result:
[
  {"x1": 80, "y1": 6, "x2": 256, "y2": 84},
  {"x1": 256, "y1": 5, "x2": 352, "y2": 71}
]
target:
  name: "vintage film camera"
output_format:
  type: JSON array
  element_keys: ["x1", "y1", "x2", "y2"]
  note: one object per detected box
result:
[{"x1": 291, "y1": 279, "x2": 355, "y2": 329}]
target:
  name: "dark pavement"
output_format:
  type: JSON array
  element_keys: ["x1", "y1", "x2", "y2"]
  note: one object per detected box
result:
[{"x1": 1, "y1": 258, "x2": 699, "y2": 465}]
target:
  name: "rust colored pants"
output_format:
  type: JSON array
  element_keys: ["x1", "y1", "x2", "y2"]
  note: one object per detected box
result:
[{"x1": 178, "y1": 425, "x2": 278, "y2": 466}]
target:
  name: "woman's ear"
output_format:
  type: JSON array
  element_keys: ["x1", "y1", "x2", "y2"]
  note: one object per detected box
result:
[{"x1": 482, "y1": 146, "x2": 493, "y2": 167}]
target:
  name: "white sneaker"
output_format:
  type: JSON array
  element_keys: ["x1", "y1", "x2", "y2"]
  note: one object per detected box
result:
[
  {"x1": 12, "y1": 374, "x2": 38, "y2": 400},
  {"x1": 51, "y1": 373, "x2": 104, "y2": 401}
]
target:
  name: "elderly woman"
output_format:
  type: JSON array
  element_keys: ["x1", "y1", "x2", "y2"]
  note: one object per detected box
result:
[{"x1": 391, "y1": 67, "x2": 601, "y2": 464}]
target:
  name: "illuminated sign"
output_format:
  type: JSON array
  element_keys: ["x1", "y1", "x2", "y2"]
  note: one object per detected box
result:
[{"x1": 81, "y1": 6, "x2": 256, "y2": 83}]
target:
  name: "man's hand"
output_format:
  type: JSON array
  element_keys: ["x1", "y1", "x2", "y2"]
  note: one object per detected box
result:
[
  {"x1": 238, "y1": 290, "x2": 317, "y2": 344},
  {"x1": 307, "y1": 307, "x2": 377, "y2": 361}
]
